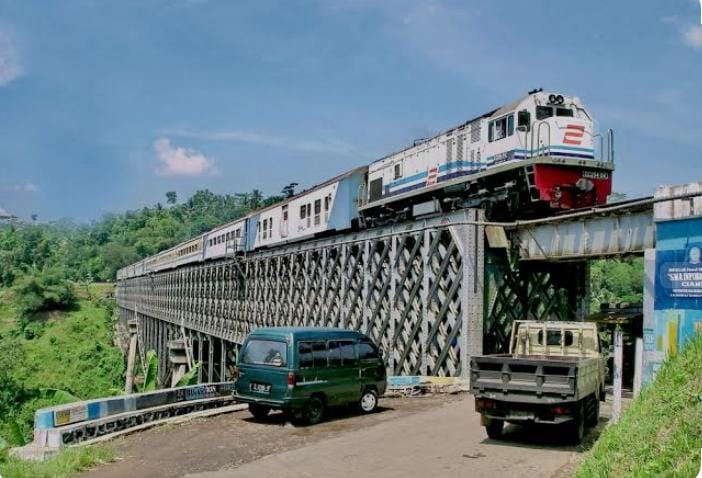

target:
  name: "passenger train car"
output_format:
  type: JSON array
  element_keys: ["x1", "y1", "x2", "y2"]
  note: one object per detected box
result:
[{"x1": 118, "y1": 90, "x2": 614, "y2": 280}]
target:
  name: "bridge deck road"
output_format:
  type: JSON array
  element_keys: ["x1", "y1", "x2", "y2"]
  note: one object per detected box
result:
[{"x1": 81, "y1": 394, "x2": 609, "y2": 478}]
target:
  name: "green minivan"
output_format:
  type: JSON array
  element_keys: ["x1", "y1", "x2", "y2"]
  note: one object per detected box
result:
[{"x1": 233, "y1": 327, "x2": 387, "y2": 425}]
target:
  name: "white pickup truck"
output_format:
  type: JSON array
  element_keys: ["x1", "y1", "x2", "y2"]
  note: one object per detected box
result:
[{"x1": 470, "y1": 321, "x2": 605, "y2": 444}]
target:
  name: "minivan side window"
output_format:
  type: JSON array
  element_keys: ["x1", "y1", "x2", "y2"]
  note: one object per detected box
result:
[
  {"x1": 299, "y1": 341, "x2": 327, "y2": 368},
  {"x1": 327, "y1": 341, "x2": 341, "y2": 367},
  {"x1": 357, "y1": 340, "x2": 378, "y2": 360},
  {"x1": 328, "y1": 340, "x2": 357, "y2": 367}
]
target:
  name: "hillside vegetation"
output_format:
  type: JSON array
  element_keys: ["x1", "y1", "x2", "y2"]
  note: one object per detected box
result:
[{"x1": 577, "y1": 332, "x2": 702, "y2": 477}]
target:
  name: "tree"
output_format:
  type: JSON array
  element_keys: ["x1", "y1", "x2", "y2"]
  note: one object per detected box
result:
[
  {"x1": 166, "y1": 191, "x2": 177, "y2": 205},
  {"x1": 281, "y1": 182, "x2": 298, "y2": 198},
  {"x1": 11, "y1": 266, "x2": 77, "y2": 314},
  {"x1": 249, "y1": 189, "x2": 263, "y2": 209}
]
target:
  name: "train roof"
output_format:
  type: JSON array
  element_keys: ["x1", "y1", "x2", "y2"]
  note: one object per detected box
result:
[
  {"x1": 370, "y1": 92, "x2": 552, "y2": 165},
  {"x1": 245, "y1": 165, "x2": 368, "y2": 217}
]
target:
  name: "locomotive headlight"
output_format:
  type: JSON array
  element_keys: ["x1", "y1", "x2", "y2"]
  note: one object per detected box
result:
[{"x1": 576, "y1": 178, "x2": 594, "y2": 193}]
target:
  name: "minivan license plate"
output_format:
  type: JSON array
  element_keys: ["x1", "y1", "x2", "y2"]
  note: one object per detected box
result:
[{"x1": 250, "y1": 382, "x2": 271, "y2": 394}]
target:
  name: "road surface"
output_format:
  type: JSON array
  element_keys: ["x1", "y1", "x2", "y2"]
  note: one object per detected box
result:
[{"x1": 80, "y1": 394, "x2": 607, "y2": 478}]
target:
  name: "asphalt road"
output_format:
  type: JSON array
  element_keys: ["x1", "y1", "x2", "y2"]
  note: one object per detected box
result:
[{"x1": 80, "y1": 394, "x2": 607, "y2": 478}]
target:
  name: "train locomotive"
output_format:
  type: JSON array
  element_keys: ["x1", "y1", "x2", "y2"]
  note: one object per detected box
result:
[{"x1": 118, "y1": 89, "x2": 614, "y2": 279}]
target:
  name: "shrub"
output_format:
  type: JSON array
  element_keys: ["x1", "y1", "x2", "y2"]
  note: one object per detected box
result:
[{"x1": 11, "y1": 267, "x2": 77, "y2": 314}]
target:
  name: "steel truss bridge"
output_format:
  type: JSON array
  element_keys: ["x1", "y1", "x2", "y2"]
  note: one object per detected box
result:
[{"x1": 115, "y1": 199, "x2": 655, "y2": 386}]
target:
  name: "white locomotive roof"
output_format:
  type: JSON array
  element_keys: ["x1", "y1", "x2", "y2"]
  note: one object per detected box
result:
[{"x1": 370, "y1": 92, "x2": 556, "y2": 165}]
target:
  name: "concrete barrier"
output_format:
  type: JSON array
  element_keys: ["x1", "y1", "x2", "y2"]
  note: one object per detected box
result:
[{"x1": 33, "y1": 382, "x2": 236, "y2": 448}]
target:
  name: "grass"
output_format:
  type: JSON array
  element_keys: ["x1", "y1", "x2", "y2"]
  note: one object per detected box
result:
[
  {"x1": 0, "y1": 292, "x2": 124, "y2": 445},
  {"x1": 576, "y1": 332, "x2": 702, "y2": 477},
  {"x1": 0, "y1": 290, "x2": 19, "y2": 334},
  {"x1": 0, "y1": 446, "x2": 115, "y2": 478}
]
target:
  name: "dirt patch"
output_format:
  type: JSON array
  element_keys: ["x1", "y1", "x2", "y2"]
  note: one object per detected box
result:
[{"x1": 77, "y1": 394, "x2": 462, "y2": 478}]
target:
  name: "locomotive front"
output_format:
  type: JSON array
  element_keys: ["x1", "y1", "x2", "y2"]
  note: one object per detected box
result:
[{"x1": 515, "y1": 90, "x2": 614, "y2": 211}]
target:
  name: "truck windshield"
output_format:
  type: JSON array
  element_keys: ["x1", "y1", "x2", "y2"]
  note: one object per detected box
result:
[{"x1": 242, "y1": 339, "x2": 287, "y2": 367}]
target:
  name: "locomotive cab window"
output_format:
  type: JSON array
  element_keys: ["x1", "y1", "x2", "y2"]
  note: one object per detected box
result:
[
  {"x1": 489, "y1": 115, "x2": 513, "y2": 142},
  {"x1": 536, "y1": 106, "x2": 553, "y2": 120},
  {"x1": 556, "y1": 107, "x2": 574, "y2": 117}
]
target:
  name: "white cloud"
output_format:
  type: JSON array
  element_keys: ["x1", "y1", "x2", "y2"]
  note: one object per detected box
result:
[
  {"x1": 683, "y1": 25, "x2": 702, "y2": 48},
  {"x1": 170, "y1": 129, "x2": 367, "y2": 157},
  {"x1": 0, "y1": 206, "x2": 15, "y2": 219},
  {"x1": 10, "y1": 182, "x2": 39, "y2": 193},
  {"x1": 0, "y1": 25, "x2": 22, "y2": 87},
  {"x1": 154, "y1": 137, "x2": 216, "y2": 177}
]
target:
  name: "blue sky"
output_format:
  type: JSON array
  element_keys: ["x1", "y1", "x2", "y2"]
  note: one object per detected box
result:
[{"x1": 0, "y1": 0, "x2": 700, "y2": 221}]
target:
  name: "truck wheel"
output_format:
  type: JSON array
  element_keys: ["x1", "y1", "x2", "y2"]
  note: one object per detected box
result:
[
  {"x1": 569, "y1": 405, "x2": 585, "y2": 444},
  {"x1": 249, "y1": 404, "x2": 271, "y2": 420},
  {"x1": 586, "y1": 396, "x2": 600, "y2": 427},
  {"x1": 304, "y1": 396, "x2": 325, "y2": 425},
  {"x1": 485, "y1": 419, "x2": 504, "y2": 439}
]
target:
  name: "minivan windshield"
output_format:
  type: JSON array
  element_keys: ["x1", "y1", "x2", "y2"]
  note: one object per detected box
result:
[{"x1": 242, "y1": 339, "x2": 287, "y2": 367}]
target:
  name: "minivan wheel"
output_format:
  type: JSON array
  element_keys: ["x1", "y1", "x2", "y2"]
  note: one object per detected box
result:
[
  {"x1": 359, "y1": 389, "x2": 378, "y2": 413},
  {"x1": 249, "y1": 404, "x2": 271, "y2": 420},
  {"x1": 304, "y1": 396, "x2": 325, "y2": 425}
]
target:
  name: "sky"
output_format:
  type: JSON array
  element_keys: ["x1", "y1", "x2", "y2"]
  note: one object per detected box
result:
[{"x1": 0, "y1": 0, "x2": 701, "y2": 222}]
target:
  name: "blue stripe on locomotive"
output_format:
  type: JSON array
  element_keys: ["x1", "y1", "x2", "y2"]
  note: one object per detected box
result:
[{"x1": 382, "y1": 147, "x2": 595, "y2": 198}]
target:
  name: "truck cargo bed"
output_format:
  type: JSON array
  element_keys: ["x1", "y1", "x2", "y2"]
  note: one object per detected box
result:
[{"x1": 470, "y1": 355, "x2": 600, "y2": 404}]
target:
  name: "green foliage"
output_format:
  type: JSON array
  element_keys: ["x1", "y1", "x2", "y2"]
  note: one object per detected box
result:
[
  {"x1": 0, "y1": 299, "x2": 125, "y2": 444},
  {"x1": 175, "y1": 362, "x2": 202, "y2": 387},
  {"x1": 0, "y1": 188, "x2": 268, "y2": 283},
  {"x1": 590, "y1": 257, "x2": 644, "y2": 312},
  {"x1": 137, "y1": 350, "x2": 159, "y2": 393},
  {"x1": 11, "y1": 266, "x2": 77, "y2": 314},
  {"x1": 577, "y1": 332, "x2": 702, "y2": 477},
  {"x1": 0, "y1": 445, "x2": 114, "y2": 478}
]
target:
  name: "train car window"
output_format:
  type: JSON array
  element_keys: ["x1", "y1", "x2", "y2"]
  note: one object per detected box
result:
[
  {"x1": 394, "y1": 163, "x2": 402, "y2": 179},
  {"x1": 536, "y1": 106, "x2": 553, "y2": 120},
  {"x1": 324, "y1": 195, "x2": 330, "y2": 211},
  {"x1": 507, "y1": 115, "x2": 514, "y2": 136},
  {"x1": 236, "y1": 229, "x2": 241, "y2": 238},
  {"x1": 556, "y1": 108, "x2": 574, "y2": 117},
  {"x1": 314, "y1": 199, "x2": 321, "y2": 226},
  {"x1": 300, "y1": 205, "x2": 306, "y2": 219},
  {"x1": 282, "y1": 205, "x2": 288, "y2": 221},
  {"x1": 488, "y1": 123, "x2": 494, "y2": 142}
]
